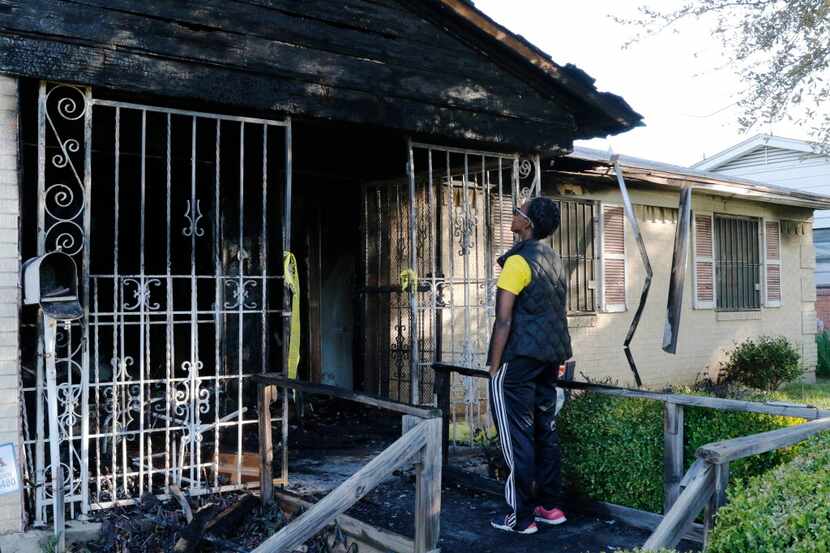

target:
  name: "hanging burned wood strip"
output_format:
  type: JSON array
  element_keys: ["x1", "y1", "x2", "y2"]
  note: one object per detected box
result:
[
  {"x1": 662, "y1": 184, "x2": 692, "y2": 354},
  {"x1": 612, "y1": 158, "x2": 648, "y2": 387}
]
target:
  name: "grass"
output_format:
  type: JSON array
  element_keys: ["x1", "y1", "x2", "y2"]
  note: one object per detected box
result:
[
  {"x1": 447, "y1": 421, "x2": 497, "y2": 445},
  {"x1": 778, "y1": 378, "x2": 830, "y2": 408}
]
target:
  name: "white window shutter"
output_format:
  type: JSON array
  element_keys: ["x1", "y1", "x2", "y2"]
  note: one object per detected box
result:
[
  {"x1": 765, "y1": 220, "x2": 782, "y2": 307},
  {"x1": 693, "y1": 213, "x2": 715, "y2": 309},
  {"x1": 490, "y1": 192, "x2": 514, "y2": 276},
  {"x1": 601, "y1": 204, "x2": 626, "y2": 312}
]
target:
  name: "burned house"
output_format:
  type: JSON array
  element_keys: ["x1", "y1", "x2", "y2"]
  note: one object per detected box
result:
[{"x1": 0, "y1": 0, "x2": 641, "y2": 532}]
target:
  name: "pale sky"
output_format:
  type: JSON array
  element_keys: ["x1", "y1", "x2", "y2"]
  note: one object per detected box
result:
[{"x1": 473, "y1": 0, "x2": 810, "y2": 167}]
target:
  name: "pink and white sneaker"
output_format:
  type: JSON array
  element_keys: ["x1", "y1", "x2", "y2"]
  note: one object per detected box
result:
[
  {"x1": 490, "y1": 514, "x2": 538, "y2": 534},
  {"x1": 534, "y1": 506, "x2": 567, "y2": 525}
]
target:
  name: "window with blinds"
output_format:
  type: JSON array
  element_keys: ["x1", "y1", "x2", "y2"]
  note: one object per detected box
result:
[
  {"x1": 491, "y1": 196, "x2": 598, "y2": 313},
  {"x1": 714, "y1": 215, "x2": 761, "y2": 311}
]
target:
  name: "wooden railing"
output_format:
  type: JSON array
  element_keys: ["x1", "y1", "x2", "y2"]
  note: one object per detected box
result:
[
  {"x1": 432, "y1": 364, "x2": 830, "y2": 551},
  {"x1": 553, "y1": 380, "x2": 830, "y2": 551},
  {"x1": 252, "y1": 375, "x2": 442, "y2": 553}
]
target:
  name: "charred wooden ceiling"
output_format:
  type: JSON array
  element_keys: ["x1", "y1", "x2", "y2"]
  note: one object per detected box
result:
[{"x1": 0, "y1": 0, "x2": 641, "y2": 152}]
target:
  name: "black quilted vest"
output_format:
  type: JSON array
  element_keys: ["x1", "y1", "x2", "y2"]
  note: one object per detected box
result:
[{"x1": 497, "y1": 240, "x2": 572, "y2": 365}]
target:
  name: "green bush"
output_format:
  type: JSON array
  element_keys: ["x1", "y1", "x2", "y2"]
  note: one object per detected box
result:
[
  {"x1": 558, "y1": 393, "x2": 663, "y2": 512},
  {"x1": 707, "y1": 432, "x2": 830, "y2": 553},
  {"x1": 719, "y1": 335, "x2": 802, "y2": 391},
  {"x1": 595, "y1": 550, "x2": 677, "y2": 553},
  {"x1": 817, "y1": 331, "x2": 830, "y2": 378},
  {"x1": 684, "y1": 392, "x2": 799, "y2": 484},
  {"x1": 558, "y1": 388, "x2": 797, "y2": 514},
  {"x1": 599, "y1": 550, "x2": 677, "y2": 553}
]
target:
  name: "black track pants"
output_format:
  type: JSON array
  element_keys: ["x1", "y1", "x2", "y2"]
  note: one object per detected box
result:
[{"x1": 490, "y1": 356, "x2": 562, "y2": 528}]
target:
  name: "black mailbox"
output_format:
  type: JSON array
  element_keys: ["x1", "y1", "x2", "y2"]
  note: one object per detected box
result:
[{"x1": 22, "y1": 252, "x2": 82, "y2": 320}]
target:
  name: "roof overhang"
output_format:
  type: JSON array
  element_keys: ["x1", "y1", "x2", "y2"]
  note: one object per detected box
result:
[
  {"x1": 422, "y1": 0, "x2": 644, "y2": 140},
  {"x1": 566, "y1": 147, "x2": 830, "y2": 210},
  {"x1": 692, "y1": 133, "x2": 826, "y2": 171}
]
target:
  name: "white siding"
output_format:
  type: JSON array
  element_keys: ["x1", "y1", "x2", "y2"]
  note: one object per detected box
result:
[{"x1": 712, "y1": 145, "x2": 830, "y2": 228}]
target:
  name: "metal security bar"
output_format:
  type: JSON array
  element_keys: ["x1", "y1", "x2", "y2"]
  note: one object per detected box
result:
[
  {"x1": 360, "y1": 141, "x2": 539, "y2": 447},
  {"x1": 23, "y1": 82, "x2": 291, "y2": 523},
  {"x1": 714, "y1": 215, "x2": 761, "y2": 311},
  {"x1": 550, "y1": 199, "x2": 598, "y2": 314},
  {"x1": 491, "y1": 197, "x2": 599, "y2": 314}
]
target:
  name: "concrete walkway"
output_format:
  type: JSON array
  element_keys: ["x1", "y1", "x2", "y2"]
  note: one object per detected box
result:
[{"x1": 0, "y1": 521, "x2": 101, "y2": 553}]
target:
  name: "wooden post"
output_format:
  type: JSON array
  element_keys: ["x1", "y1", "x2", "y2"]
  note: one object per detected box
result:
[
  {"x1": 258, "y1": 383, "x2": 275, "y2": 505},
  {"x1": 663, "y1": 402, "x2": 684, "y2": 513},
  {"x1": 433, "y1": 370, "x2": 451, "y2": 466},
  {"x1": 251, "y1": 421, "x2": 428, "y2": 553},
  {"x1": 703, "y1": 462, "x2": 730, "y2": 547},
  {"x1": 414, "y1": 418, "x2": 442, "y2": 553},
  {"x1": 402, "y1": 415, "x2": 420, "y2": 436},
  {"x1": 643, "y1": 462, "x2": 715, "y2": 551}
]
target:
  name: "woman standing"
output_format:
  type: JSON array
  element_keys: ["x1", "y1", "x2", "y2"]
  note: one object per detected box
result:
[{"x1": 486, "y1": 197, "x2": 572, "y2": 535}]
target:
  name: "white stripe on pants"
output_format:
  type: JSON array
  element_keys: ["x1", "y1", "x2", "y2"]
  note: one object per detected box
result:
[{"x1": 491, "y1": 362, "x2": 517, "y2": 522}]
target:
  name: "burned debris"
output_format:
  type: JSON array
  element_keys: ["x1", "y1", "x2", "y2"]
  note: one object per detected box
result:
[{"x1": 74, "y1": 490, "x2": 359, "y2": 553}]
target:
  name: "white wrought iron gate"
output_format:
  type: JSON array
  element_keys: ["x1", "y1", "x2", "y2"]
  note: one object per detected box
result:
[
  {"x1": 25, "y1": 82, "x2": 291, "y2": 523},
  {"x1": 361, "y1": 141, "x2": 539, "y2": 444}
]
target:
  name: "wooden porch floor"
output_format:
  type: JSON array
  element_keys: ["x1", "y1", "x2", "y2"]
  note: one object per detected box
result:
[{"x1": 284, "y1": 445, "x2": 701, "y2": 553}]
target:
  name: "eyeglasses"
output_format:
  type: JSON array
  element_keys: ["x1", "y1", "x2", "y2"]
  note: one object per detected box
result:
[{"x1": 513, "y1": 206, "x2": 534, "y2": 227}]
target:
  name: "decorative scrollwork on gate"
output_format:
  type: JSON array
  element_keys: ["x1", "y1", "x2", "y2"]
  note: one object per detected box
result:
[
  {"x1": 43, "y1": 83, "x2": 89, "y2": 260},
  {"x1": 224, "y1": 279, "x2": 258, "y2": 310},
  {"x1": 517, "y1": 155, "x2": 540, "y2": 201},
  {"x1": 182, "y1": 199, "x2": 205, "y2": 238},
  {"x1": 174, "y1": 361, "x2": 209, "y2": 426},
  {"x1": 44, "y1": 184, "x2": 84, "y2": 225},
  {"x1": 123, "y1": 278, "x2": 162, "y2": 311},
  {"x1": 453, "y1": 204, "x2": 478, "y2": 256},
  {"x1": 390, "y1": 323, "x2": 408, "y2": 376},
  {"x1": 54, "y1": 321, "x2": 84, "y2": 363},
  {"x1": 111, "y1": 355, "x2": 134, "y2": 382},
  {"x1": 518, "y1": 159, "x2": 533, "y2": 179},
  {"x1": 56, "y1": 383, "x2": 83, "y2": 438},
  {"x1": 43, "y1": 450, "x2": 83, "y2": 499}
]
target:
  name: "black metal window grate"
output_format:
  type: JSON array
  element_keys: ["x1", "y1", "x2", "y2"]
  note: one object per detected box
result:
[
  {"x1": 492, "y1": 196, "x2": 597, "y2": 314},
  {"x1": 714, "y1": 215, "x2": 761, "y2": 311},
  {"x1": 549, "y1": 199, "x2": 598, "y2": 313}
]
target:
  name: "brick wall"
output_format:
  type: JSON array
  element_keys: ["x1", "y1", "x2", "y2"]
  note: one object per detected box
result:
[
  {"x1": 0, "y1": 74, "x2": 22, "y2": 533},
  {"x1": 816, "y1": 288, "x2": 830, "y2": 331}
]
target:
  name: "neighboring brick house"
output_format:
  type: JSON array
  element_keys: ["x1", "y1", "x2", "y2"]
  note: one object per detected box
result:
[
  {"x1": 693, "y1": 135, "x2": 830, "y2": 329},
  {"x1": 543, "y1": 147, "x2": 830, "y2": 386}
]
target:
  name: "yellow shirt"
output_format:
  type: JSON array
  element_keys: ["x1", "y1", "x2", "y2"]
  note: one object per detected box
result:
[{"x1": 497, "y1": 255, "x2": 531, "y2": 295}]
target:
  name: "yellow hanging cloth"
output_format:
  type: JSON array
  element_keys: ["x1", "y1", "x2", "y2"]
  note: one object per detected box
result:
[
  {"x1": 283, "y1": 251, "x2": 301, "y2": 379},
  {"x1": 400, "y1": 268, "x2": 418, "y2": 292}
]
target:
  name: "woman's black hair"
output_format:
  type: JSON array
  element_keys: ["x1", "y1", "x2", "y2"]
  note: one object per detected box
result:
[{"x1": 527, "y1": 197, "x2": 560, "y2": 240}]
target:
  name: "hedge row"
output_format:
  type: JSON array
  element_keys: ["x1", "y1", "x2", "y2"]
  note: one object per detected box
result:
[
  {"x1": 557, "y1": 389, "x2": 800, "y2": 514},
  {"x1": 707, "y1": 432, "x2": 830, "y2": 552},
  {"x1": 817, "y1": 331, "x2": 830, "y2": 378}
]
